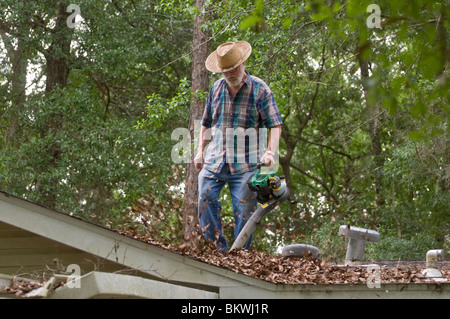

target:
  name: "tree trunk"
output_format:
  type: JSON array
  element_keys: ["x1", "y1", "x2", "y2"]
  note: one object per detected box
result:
[
  {"x1": 45, "y1": 2, "x2": 71, "y2": 93},
  {"x1": 357, "y1": 44, "x2": 385, "y2": 208},
  {"x1": 39, "y1": 2, "x2": 72, "y2": 208},
  {"x1": 182, "y1": 0, "x2": 210, "y2": 251}
]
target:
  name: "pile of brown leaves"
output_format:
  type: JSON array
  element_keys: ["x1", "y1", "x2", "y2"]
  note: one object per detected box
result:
[
  {"x1": 1, "y1": 277, "x2": 44, "y2": 297},
  {"x1": 187, "y1": 246, "x2": 450, "y2": 285},
  {"x1": 117, "y1": 227, "x2": 449, "y2": 285}
]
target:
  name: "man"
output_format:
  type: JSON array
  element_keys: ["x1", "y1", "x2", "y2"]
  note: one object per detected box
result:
[{"x1": 194, "y1": 41, "x2": 283, "y2": 252}]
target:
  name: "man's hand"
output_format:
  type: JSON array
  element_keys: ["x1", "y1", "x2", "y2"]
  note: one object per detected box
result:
[
  {"x1": 261, "y1": 126, "x2": 281, "y2": 168},
  {"x1": 260, "y1": 151, "x2": 275, "y2": 167},
  {"x1": 194, "y1": 151, "x2": 204, "y2": 172}
]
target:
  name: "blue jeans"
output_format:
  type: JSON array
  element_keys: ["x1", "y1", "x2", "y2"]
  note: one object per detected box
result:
[{"x1": 198, "y1": 164, "x2": 258, "y2": 252}]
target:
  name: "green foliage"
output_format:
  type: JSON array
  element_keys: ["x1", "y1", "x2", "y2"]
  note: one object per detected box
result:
[
  {"x1": 0, "y1": 0, "x2": 192, "y2": 224},
  {"x1": 310, "y1": 222, "x2": 347, "y2": 262},
  {"x1": 240, "y1": 0, "x2": 265, "y2": 30},
  {"x1": 366, "y1": 233, "x2": 439, "y2": 261},
  {"x1": 137, "y1": 78, "x2": 207, "y2": 130}
]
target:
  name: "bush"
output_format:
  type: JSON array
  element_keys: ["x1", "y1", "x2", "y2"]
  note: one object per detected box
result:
[{"x1": 365, "y1": 232, "x2": 439, "y2": 261}]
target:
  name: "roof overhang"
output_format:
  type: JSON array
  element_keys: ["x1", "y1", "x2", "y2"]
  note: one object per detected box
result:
[
  {"x1": 1, "y1": 191, "x2": 449, "y2": 299},
  {"x1": 0, "y1": 192, "x2": 250, "y2": 290}
]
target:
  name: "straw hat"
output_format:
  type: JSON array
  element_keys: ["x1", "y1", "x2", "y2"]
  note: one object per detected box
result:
[{"x1": 205, "y1": 41, "x2": 252, "y2": 73}]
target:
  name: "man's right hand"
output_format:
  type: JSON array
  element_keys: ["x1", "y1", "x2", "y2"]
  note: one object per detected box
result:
[{"x1": 194, "y1": 151, "x2": 204, "y2": 172}]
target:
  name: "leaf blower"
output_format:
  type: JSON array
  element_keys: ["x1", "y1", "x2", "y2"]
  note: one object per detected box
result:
[{"x1": 230, "y1": 162, "x2": 290, "y2": 251}]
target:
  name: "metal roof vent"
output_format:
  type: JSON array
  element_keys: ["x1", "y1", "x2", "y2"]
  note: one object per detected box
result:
[{"x1": 338, "y1": 225, "x2": 380, "y2": 265}]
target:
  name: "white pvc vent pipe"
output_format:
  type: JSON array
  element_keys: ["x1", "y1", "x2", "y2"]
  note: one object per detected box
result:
[{"x1": 422, "y1": 249, "x2": 446, "y2": 282}]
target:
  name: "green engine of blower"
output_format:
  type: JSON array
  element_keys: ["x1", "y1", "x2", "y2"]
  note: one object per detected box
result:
[{"x1": 247, "y1": 170, "x2": 285, "y2": 204}]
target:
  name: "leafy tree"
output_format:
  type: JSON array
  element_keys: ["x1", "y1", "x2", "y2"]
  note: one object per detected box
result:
[{"x1": 0, "y1": 0, "x2": 193, "y2": 221}]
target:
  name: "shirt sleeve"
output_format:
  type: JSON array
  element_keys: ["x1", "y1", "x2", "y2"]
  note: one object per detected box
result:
[{"x1": 258, "y1": 87, "x2": 283, "y2": 128}]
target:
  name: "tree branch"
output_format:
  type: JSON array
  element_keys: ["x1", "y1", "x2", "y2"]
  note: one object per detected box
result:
[{"x1": 289, "y1": 161, "x2": 339, "y2": 204}]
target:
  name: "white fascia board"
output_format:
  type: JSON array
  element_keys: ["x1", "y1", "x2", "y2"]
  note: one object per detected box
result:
[
  {"x1": 220, "y1": 282, "x2": 450, "y2": 299},
  {"x1": 48, "y1": 271, "x2": 219, "y2": 299}
]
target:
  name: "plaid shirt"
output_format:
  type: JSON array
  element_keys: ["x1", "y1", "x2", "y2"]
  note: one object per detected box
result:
[{"x1": 201, "y1": 71, "x2": 283, "y2": 174}]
